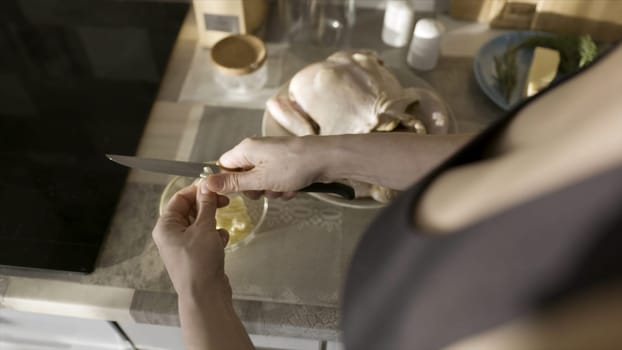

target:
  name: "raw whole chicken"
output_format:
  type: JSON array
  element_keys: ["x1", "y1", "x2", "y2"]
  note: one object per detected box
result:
[
  {"x1": 266, "y1": 50, "x2": 426, "y2": 136},
  {"x1": 266, "y1": 50, "x2": 431, "y2": 203}
]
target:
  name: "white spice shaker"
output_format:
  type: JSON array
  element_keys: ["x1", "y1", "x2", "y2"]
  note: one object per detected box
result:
[
  {"x1": 407, "y1": 18, "x2": 443, "y2": 71},
  {"x1": 382, "y1": 0, "x2": 415, "y2": 48}
]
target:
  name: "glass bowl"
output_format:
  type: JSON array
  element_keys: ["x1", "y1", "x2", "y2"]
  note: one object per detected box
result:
[{"x1": 159, "y1": 176, "x2": 268, "y2": 251}]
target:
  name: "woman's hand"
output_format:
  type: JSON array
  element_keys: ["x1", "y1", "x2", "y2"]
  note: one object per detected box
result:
[
  {"x1": 205, "y1": 133, "x2": 474, "y2": 200},
  {"x1": 152, "y1": 182, "x2": 231, "y2": 298},
  {"x1": 152, "y1": 182, "x2": 256, "y2": 350},
  {"x1": 206, "y1": 136, "x2": 330, "y2": 200}
]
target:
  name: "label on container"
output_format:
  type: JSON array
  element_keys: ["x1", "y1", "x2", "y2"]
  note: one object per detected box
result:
[{"x1": 203, "y1": 13, "x2": 240, "y2": 33}]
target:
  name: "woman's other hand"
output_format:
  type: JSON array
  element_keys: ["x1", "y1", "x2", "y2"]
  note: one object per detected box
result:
[
  {"x1": 152, "y1": 182, "x2": 231, "y2": 298},
  {"x1": 153, "y1": 182, "x2": 255, "y2": 350}
]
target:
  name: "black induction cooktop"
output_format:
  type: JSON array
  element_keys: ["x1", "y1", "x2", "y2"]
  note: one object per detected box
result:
[{"x1": 0, "y1": 0, "x2": 188, "y2": 273}]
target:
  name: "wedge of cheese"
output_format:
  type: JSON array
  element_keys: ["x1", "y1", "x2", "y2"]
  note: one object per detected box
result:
[{"x1": 525, "y1": 47, "x2": 560, "y2": 97}]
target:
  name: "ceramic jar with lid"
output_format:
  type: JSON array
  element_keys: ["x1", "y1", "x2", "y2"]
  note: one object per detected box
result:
[{"x1": 211, "y1": 34, "x2": 268, "y2": 93}]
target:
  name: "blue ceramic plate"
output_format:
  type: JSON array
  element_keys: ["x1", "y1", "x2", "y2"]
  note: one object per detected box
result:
[{"x1": 474, "y1": 31, "x2": 551, "y2": 111}]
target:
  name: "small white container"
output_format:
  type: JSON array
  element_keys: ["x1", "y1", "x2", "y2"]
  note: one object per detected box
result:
[
  {"x1": 211, "y1": 34, "x2": 268, "y2": 93},
  {"x1": 407, "y1": 18, "x2": 443, "y2": 71},
  {"x1": 382, "y1": 1, "x2": 415, "y2": 48}
]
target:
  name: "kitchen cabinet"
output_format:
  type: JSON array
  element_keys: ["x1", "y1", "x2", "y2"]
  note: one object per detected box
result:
[
  {"x1": 326, "y1": 341, "x2": 345, "y2": 350},
  {"x1": 117, "y1": 321, "x2": 323, "y2": 350},
  {"x1": 0, "y1": 309, "x2": 326, "y2": 350},
  {"x1": 0, "y1": 309, "x2": 323, "y2": 350},
  {"x1": 0, "y1": 309, "x2": 131, "y2": 350}
]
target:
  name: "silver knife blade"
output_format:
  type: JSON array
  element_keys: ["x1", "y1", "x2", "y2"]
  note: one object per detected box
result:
[{"x1": 106, "y1": 154, "x2": 220, "y2": 177}]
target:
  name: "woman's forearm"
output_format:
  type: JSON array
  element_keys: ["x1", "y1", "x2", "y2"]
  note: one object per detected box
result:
[
  {"x1": 178, "y1": 288, "x2": 254, "y2": 350},
  {"x1": 311, "y1": 132, "x2": 475, "y2": 190}
]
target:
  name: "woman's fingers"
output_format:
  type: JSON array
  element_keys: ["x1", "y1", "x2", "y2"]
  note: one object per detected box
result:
[
  {"x1": 281, "y1": 192, "x2": 298, "y2": 201},
  {"x1": 218, "y1": 138, "x2": 256, "y2": 170},
  {"x1": 245, "y1": 190, "x2": 297, "y2": 200},
  {"x1": 206, "y1": 171, "x2": 264, "y2": 193},
  {"x1": 216, "y1": 194, "x2": 229, "y2": 208},
  {"x1": 264, "y1": 191, "x2": 281, "y2": 199},
  {"x1": 218, "y1": 228, "x2": 230, "y2": 247},
  {"x1": 194, "y1": 183, "x2": 218, "y2": 228},
  {"x1": 163, "y1": 185, "x2": 196, "y2": 220}
]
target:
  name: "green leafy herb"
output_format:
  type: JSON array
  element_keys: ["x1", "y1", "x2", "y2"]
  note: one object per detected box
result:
[{"x1": 578, "y1": 35, "x2": 598, "y2": 67}]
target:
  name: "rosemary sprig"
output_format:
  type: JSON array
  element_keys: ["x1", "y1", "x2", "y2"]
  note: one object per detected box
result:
[{"x1": 493, "y1": 44, "x2": 518, "y2": 102}]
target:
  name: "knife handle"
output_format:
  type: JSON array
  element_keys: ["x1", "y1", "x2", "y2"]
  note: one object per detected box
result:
[{"x1": 299, "y1": 182, "x2": 355, "y2": 200}]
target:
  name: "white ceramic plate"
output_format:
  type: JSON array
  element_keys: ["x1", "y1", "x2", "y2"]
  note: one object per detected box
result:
[{"x1": 261, "y1": 79, "x2": 456, "y2": 209}]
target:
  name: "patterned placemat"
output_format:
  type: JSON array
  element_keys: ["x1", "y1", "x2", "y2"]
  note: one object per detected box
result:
[{"x1": 191, "y1": 106, "x2": 378, "y2": 307}]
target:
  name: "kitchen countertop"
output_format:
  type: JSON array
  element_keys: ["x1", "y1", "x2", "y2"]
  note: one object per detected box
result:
[{"x1": 0, "y1": 6, "x2": 504, "y2": 341}]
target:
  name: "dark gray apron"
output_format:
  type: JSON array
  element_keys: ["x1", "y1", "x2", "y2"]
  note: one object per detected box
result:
[{"x1": 343, "y1": 45, "x2": 622, "y2": 350}]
